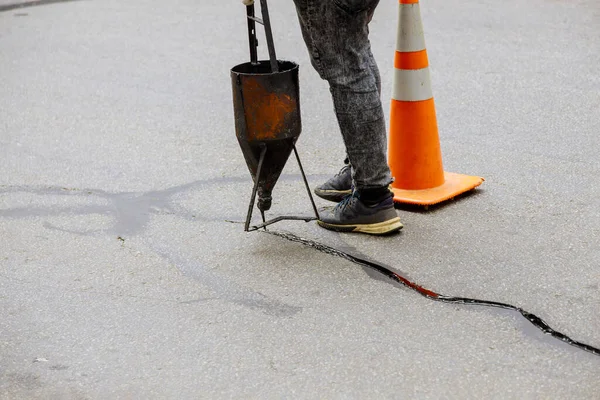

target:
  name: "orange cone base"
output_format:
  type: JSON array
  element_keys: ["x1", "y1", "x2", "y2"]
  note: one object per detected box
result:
[{"x1": 391, "y1": 172, "x2": 484, "y2": 206}]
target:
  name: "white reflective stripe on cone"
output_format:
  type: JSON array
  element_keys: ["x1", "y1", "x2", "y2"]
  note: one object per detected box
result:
[
  {"x1": 396, "y1": 3, "x2": 426, "y2": 53},
  {"x1": 392, "y1": 68, "x2": 433, "y2": 102}
]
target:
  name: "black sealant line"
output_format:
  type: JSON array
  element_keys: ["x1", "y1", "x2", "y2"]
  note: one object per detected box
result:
[
  {"x1": 0, "y1": 0, "x2": 81, "y2": 13},
  {"x1": 265, "y1": 230, "x2": 600, "y2": 357}
]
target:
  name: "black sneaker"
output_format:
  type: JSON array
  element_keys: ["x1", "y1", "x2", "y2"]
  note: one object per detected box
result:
[
  {"x1": 317, "y1": 192, "x2": 403, "y2": 235},
  {"x1": 314, "y1": 165, "x2": 353, "y2": 202}
]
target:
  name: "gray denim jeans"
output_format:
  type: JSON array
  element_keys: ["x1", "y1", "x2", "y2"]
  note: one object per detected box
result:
[{"x1": 292, "y1": 0, "x2": 392, "y2": 191}]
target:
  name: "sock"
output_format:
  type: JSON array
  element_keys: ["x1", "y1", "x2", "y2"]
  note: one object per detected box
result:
[{"x1": 358, "y1": 186, "x2": 393, "y2": 206}]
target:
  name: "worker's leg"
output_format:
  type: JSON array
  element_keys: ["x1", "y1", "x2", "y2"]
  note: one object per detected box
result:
[
  {"x1": 293, "y1": 0, "x2": 401, "y2": 235},
  {"x1": 293, "y1": 0, "x2": 392, "y2": 199}
]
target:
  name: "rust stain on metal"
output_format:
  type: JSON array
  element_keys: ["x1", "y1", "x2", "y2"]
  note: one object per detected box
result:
[{"x1": 243, "y1": 77, "x2": 296, "y2": 141}]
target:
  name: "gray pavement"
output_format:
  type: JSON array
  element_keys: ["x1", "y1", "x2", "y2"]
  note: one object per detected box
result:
[{"x1": 1, "y1": 0, "x2": 600, "y2": 398}]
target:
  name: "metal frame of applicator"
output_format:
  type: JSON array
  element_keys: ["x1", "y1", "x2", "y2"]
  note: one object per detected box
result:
[{"x1": 243, "y1": 0, "x2": 319, "y2": 232}]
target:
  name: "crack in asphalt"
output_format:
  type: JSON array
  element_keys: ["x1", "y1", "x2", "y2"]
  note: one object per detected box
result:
[
  {"x1": 2, "y1": 180, "x2": 600, "y2": 356},
  {"x1": 0, "y1": 178, "x2": 309, "y2": 316},
  {"x1": 0, "y1": 0, "x2": 82, "y2": 13},
  {"x1": 266, "y1": 230, "x2": 600, "y2": 357}
]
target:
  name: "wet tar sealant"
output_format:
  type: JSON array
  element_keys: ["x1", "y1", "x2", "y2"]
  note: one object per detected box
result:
[{"x1": 266, "y1": 230, "x2": 600, "y2": 357}]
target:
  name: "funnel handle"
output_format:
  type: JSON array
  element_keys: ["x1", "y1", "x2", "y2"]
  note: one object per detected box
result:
[
  {"x1": 245, "y1": 1, "x2": 279, "y2": 73},
  {"x1": 259, "y1": 0, "x2": 279, "y2": 73},
  {"x1": 246, "y1": 4, "x2": 258, "y2": 65}
]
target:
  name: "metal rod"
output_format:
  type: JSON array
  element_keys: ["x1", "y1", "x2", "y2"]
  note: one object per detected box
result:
[
  {"x1": 260, "y1": 210, "x2": 267, "y2": 231},
  {"x1": 293, "y1": 144, "x2": 320, "y2": 220},
  {"x1": 246, "y1": 5, "x2": 258, "y2": 65},
  {"x1": 247, "y1": 15, "x2": 264, "y2": 25},
  {"x1": 259, "y1": 0, "x2": 279, "y2": 73},
  {"x1": 244, "y1": 144, "x2": 267, "y2": 231},
  {"x1": 247, "y1": 215, "x2": 318, "y2": 232}
]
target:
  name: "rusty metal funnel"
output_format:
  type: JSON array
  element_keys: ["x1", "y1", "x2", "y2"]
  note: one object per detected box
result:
[
  {"x1": 231, "y1": 60, "x2": 300, "y2": 212},
  {"x1": 232, "y1": 1, "x2": 319, "y2": 231}
]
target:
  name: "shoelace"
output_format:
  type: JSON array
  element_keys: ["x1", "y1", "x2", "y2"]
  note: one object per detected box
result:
[{"x1": 334, "y1": 192, "x2": 357, "y2": 212}]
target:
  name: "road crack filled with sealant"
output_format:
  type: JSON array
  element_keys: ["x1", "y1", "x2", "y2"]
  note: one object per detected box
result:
[
  {"x1": 0, "y1": 0, "x2": 80, "y2": 13},
  {"x1": 266, "y1": 230, "x2": 600, "y2": 357}
]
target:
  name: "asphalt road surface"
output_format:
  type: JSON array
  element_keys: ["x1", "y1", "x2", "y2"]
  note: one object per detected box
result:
[{"x1": 1, "y1": 0, "x2": 599, "y2": 398}]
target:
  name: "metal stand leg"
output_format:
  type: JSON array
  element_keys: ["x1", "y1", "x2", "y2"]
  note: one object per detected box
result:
[
  {"x1": 293, "y1": 144, "x2": 320, "y2": 220},
  {"x1": 244, "y1": 144, "x2": 267, "y2": 232},
  {"x1": 244, "y1": 145, "x2": 319, "y2": 232}
]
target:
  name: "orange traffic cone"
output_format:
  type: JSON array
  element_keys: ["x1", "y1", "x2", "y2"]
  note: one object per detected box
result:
[{"x1": 388, "y1": 0, "x2": 483, "y2": 206}]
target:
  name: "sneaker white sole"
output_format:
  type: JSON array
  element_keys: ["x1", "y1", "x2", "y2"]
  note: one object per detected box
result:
[{"x1": 317, "y1": 217, "x2": 403, "y2": 235}]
